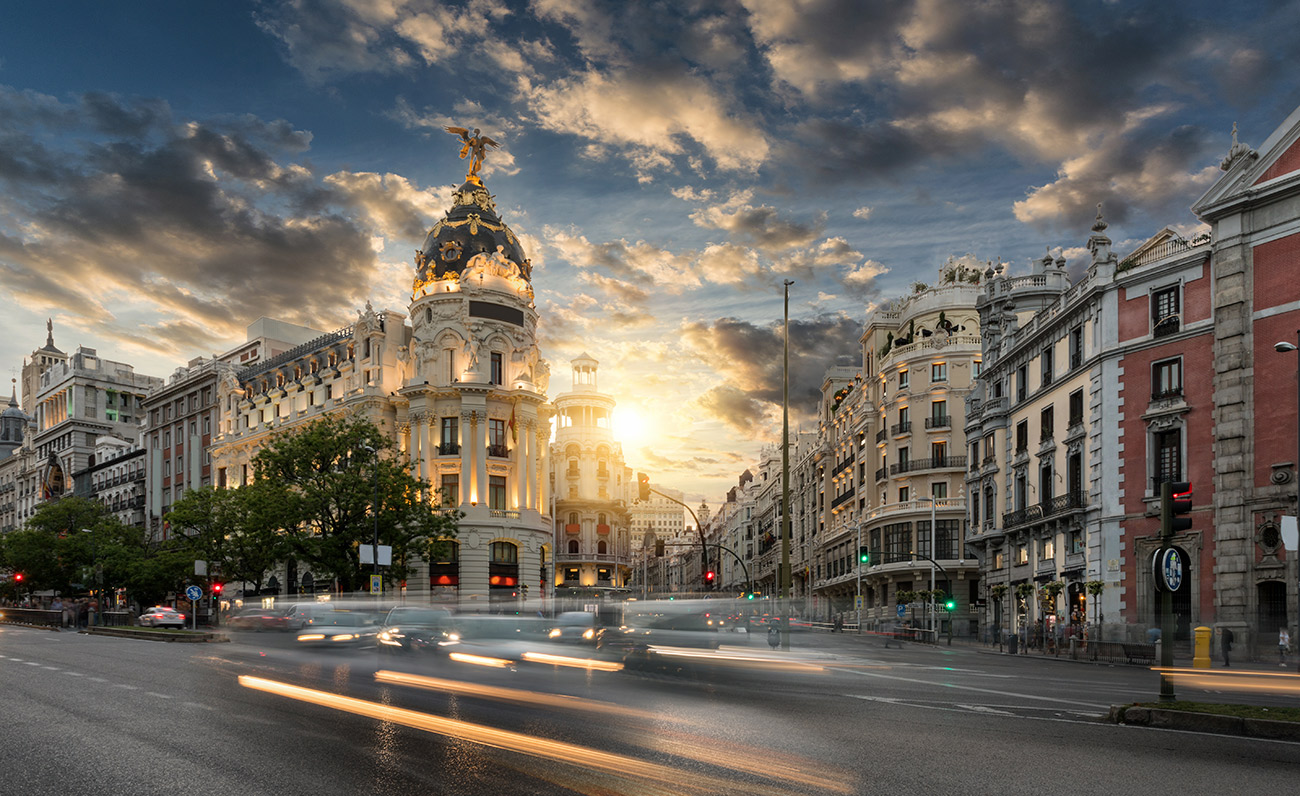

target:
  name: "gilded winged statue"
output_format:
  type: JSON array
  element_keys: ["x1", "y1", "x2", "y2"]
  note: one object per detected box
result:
[{"x1": 445, "y1": 126, "x2": 500, "y2": 182}]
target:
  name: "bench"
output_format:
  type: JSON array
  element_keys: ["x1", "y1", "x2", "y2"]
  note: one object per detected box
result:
[{"x1": 1121, "y1": 642, "x2": 1156, "y2": 665}]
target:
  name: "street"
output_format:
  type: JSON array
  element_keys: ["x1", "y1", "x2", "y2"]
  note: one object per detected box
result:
[{"x1": 2, "y1": 624, "x2": 1298, "y2": 795}]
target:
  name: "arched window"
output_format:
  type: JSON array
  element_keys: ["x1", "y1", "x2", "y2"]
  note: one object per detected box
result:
[
  {"x1": 568, "y1": 539, "x2": 579, "y2": 554},
  {"x1": 490, "y1": 541, "x2": 518, "y2": 564},
  {"x1": 568, "y1": 512, "x2": 579, "y2": 525},
  {"x1": 597, "y1": 540, "x2": 607, "y2": 554},
  {"x1": 597, "y1": 513, "x2": 606, "y2": 525}
]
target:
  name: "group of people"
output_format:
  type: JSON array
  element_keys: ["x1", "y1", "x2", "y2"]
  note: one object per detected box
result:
[{"x1": 3, "y1": 595, "x2": 99, "y2": 628}]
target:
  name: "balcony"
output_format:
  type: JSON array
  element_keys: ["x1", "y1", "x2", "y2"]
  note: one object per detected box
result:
[
  {"x1": 1151, "y1": 386, "x2": 1183, "y2": 400},
  {"x1": 876, "y1": 428, "x2": 888, "y2": 443},
  {"x1": 437, "y1": 442, "x2": 460, "y2": 456},
  {"x1": 490, "y1": 509, "x2": 520, "y2": 519},
  {"x1": 890, "y1": 421, "x2": 913, "y2": 437},
  {"x1": 889, "y1": 456, "x2": 967, "y2": 475},
  {"x1": 924, "y1": 416, "x2": 951, "y2": 430},
  {"x1": 487, "y1": 444, "x2": 509, "y2": 458},
  {"x1": 875, "y1": 467, "x2": 887, "y2": 482},
  {"x1": 555, "y1": 552, "x2": 629, "y2": 565},
  {"x1": 1001, "y1": 491, "x2": 1087, "y2": 529},
  {"x1": 831, "y1": 456, "x2": 854, "y2": 478},
  {"x1": 830, "y1": 488, "x2": 856, "y2": 510},
  {"x1": 565, "y1": 524, "x2": 580, "y2": 534},
  {"x1": 1153, "y1": 314, "x2": 1181, "y2": 339}
]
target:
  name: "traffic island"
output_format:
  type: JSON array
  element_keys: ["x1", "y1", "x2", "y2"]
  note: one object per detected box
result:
[
  {"x1": 83, "y1": 626, "x2": 230, "y2": 643},
  {"x1": 1108, "y1": 702, "x2": 1300, "y2": 741}
]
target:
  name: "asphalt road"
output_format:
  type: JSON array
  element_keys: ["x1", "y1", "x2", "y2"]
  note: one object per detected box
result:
[{"x1": 3, "y1": 624, "x2": 1298, "y2": 796}]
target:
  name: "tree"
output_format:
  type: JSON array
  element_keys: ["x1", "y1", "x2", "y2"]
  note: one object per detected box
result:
[
  {"x1": 250, "y1": 415, "x2": 460, "y2": 593},
  {"x1": 167, "y1": 482, "x2": 291, "y2": 594}
]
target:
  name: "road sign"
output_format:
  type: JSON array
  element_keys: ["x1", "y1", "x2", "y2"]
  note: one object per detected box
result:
[
  {"x1": 369, "y1": 575, "x2": 382, "y2": 595},
  {"x1": 855, "y1": 596, "x2": 863, "y2": 609},
  {"x1": 185, "y1": 585, "x2": 203, "y2": 601},
  {"x1": 896, "y1": 603, "x2": 906, "y2": 618},
  {"x1": 1152, "y1": 548, "x2": 1183, "y2": 591}
]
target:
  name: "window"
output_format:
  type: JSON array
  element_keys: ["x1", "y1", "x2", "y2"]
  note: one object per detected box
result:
[
  {"x1": 973, "y1": 360, "x2": 982, "y2": 378},
  {"x1": 1070, "y1": 530, "x2": 1084, "y2": 555},
  {"x1": 446, "y1": 349, "x2": 456, "y2": 382},
  {"x1": 1152, "y1": 285, "x2": 1180, "y2": 337},
  {"x1": 984, "y1": 486, "x2": 995, "y2": 522},
  {"x1": 899, "y1": 486, "x2": 910, "y2": 502},
  {"x1": 1155, "y1": 429, "x2": 1182, "y2": 485},
  {"x1": 1152, "y1": 358, "x2": 1183, "y2": 399},
  {"x1": 568, "y1": 540, "x2": 579, "y2": 554},
  {"x1": 440, "y1": 473, "x2": 459, "y2": 507},
  {"x1": 1016, "y1": 544, "x2": 1028, "y2": 565},
  {"x1": 1040, "y1": 405, "x2": 1054, "y2": 441},
  {"x1": 1015, "y1": 421, "x2": 1028, "y2": 453},
  {"x1": 490, "y1": 541, "x2": 517, "y2": 564},
  {"x1": 983, "y1": 433, "x2": 995, "y2": 461},
  {"x1": 489, "y1": 475, "x2": 506, "y2": 509},
  {"x1": 1068, "y1": 389, "x2": 1084, "y2": 426},
  {"x1": 1040, "y1": 462, "x2": 1053, "y2": 501},
  {"x1": 994, "y1": 550, "x2": 1004, "y2": 569},
  {"x1": 993, "y1": 378, "x2": 1003, "y2": 398},
  {"x1": 898, "y1": 446, "x2": 909, "y2": 467},
  {"x1": 932, "y1": 481, "x2": 947, "y2": 499},
  {"x1": 1041, "y1": 347, "x2": 1054, "y2": 386},
  {"x1": 1042, "y1": 538, "x2": 1055, "y2": 560},
  {"x1": 1016, "y1": 365, "x2": 1027, "y2": 401},
  {"x1": 931, "y1": 441, "x2": 946, "y2": 464},
  {"x1": 441, "y1": 416, "x2": 459, "y2": 451},
  {"x1": 1070, "y1": 327, "x2": 1083, "y2": 370},
  {"x1": 971, "y1": 490, "x2": 980, "y2": 524},
  {"x1": 930, "y1": 400, "x2": 948, "y2": 428},
  {"x1": 1014, "y1": 472, "x2": 1027, "y2": 511},
  {"x1": 489, "y1": 419, "x2": 506, "y2": 451},
  {"x1": 490, "y1": 352, "x2": 503, "y2": 385},
  {"x1": 931, "y1": 362, "x2": 947, "y2": 382},
  {"x1": 898, "y1": 369, "x2": 909, "y2": 388}
]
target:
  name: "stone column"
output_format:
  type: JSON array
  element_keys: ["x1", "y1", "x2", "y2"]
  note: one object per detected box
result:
[
  {"x1": 514, "y1": 420, "x2": 527, "y2": 510},
  {"x1": 525, "y1": 420, "x2": 537, "y2": 511},
  {"x1": 460, "y1": 412, "x2": 473, "y2": 505},
  {"x1": 475, "y1": 412, "x2": 488, "y2": 506}
]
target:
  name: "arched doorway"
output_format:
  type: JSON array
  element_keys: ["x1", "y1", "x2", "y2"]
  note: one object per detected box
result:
[
  {"x1": 429, "y1": 540, "x2": 459, "y2": 602},
  {"x1": 1258, "y1": 580, "x2": 1287, "y2": 635}
]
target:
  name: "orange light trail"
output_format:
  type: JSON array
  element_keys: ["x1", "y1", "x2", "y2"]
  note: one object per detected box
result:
[
  {"x1": 647, "y1": 647, "x2": 827, "y2": 673},
  {"x1": 448, "y1": 651, "x2": 513, "y2": 668},
  {"x1": 520, "y1": 651, "x2": 624, "y2": 671},
  {"x1": 237, "y1": 675, "x2": 828, "y2": 795},
  {"x1": 374, "y1": 670, "x2": 662, "y2": 720}
]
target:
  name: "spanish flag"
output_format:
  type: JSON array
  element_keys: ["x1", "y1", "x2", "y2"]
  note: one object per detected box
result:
[{"x1": 508, "y1": 403, "x2": 517, "y2": 442}]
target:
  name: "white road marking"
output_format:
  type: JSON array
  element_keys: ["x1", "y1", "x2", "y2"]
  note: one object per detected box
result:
[
  {"x1": 23, "y1": 661, "x2": 40, "y2": 666},
  {"x1": 42, "y1": 666, "x2": 60, "y2": 670},
  {"x1": 88, "y1": 677, "x2": 108, "y2": 683},
  {"x1": 959, "y1": 704, "x2": 1015, "y2": 715},
  {"x1": 62, "y1": 671, "x2": 84, "y2": 677},
  {"x1": 145, "y1": 692, "x2": 173, "y2": 699},
  {"x1": 841, "y1": 666, "x2": 1111, "y2": 708}
]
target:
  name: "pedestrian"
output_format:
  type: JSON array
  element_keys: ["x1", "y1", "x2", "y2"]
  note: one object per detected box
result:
[
  {"x1": 51, "y1": 596, "x2": 64, "y2": 627},
  {"x1": 1280, "y1": 627, "x2": 1292, "y2": 667},
  {"x1": 1220, "y1": 626, "x2": 1234, "y2": 667},
  {"x1": 833, "y1": 614, "x2": 843, "y2": 633},
  {"x1": 767, "y1": 623, "x2": 780, "y2": 649},
  {"x1": 77, "y1": 598, "x2": 89, "y2": 629}
]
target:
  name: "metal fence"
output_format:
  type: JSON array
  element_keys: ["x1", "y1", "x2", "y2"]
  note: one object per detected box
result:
[{"x1": 0, "y1": 608, "x2": 63, "y2": 627}]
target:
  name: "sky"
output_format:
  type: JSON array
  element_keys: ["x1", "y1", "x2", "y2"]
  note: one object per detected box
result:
[{"x1": 1, "y1": 1, "x2": 1298, "y2": 508}]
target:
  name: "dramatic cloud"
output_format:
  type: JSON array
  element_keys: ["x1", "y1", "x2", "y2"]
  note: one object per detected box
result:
[
  {"x1": 547, "y1": 228, "x2": 700, "y2": 290},
  {"x1": 0, "y1": 91, "x2": 440, "y2": 365},
  {"x1": 691, "y1": 190, "x2": 825, "y2": 251},
  {"x1": 681, "y1": 314, "x2": 862, "y2": 433}
]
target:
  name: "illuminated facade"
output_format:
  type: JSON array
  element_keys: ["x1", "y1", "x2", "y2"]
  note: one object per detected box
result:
[{"x1": 551, "y1": 354, "x2": 633, "y2": 591}]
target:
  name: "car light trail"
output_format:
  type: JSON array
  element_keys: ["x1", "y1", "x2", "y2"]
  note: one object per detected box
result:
[
  {"x1": 646, "y1": 647, "x2": 827, "y2": 673},
  {"x1": 448, "y1": 652, "x2": 514, "y2": 668},
  {"x1": 237, "y1": 675, "x2": 815, "y2": 795},
  {"x1": 374, "y1": 670, "x2": 661, "y2": 719},
  {"x1": 1152, "y1": 667, "x2": 1300, "y2": 695},
  {"x1": 520, "y1": 651, "x2": 623, "y2": 672}
]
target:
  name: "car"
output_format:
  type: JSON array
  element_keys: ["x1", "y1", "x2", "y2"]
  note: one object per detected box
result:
[
  {"x1": 227, "y1": 608, "x2": 291, "y2": 632},
  {"x1": 295, "y1": 611, "x2": 380, "y2": 647},
  {"x1": 599, "y1": 609, "x2": 723, "y2": 662},
  {"x1": 139, "y1": 606, "x2": 187, "y2": 629},
  {"x1": 377, "y1": 607, "x2": 456, "y2": 653},
  {"x1": 547, "y1": 611, "x2": 602, "y2": 645}
]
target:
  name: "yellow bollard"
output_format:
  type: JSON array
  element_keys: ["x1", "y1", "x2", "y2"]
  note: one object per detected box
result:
[{"x1": 1193, "y1": 626, "x2": 1212, "y2": 669}]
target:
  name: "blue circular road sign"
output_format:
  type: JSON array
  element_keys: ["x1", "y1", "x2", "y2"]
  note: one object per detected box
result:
[
  {"x1": 186, "y1": 585, "x2": 203, "y2": 601},
  {"x1": 1157, "y1": 549, "x2": 1183, "y2": 591}
]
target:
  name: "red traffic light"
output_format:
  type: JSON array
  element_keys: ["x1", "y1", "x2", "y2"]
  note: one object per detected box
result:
[
  {"x1": 14, "y1": 573, "x2": 23, "y2": 583},
  {"x1": 212, "y1": 583, "x2": 223, "y2": 594},
  {"x1": 705, "y1": 570, "x2": 716, "y2": 582}
]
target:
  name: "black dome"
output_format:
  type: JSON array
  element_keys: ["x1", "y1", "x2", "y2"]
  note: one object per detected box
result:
[{"x1": 416, "y1": 180, "x2": 530, "y2": 285}]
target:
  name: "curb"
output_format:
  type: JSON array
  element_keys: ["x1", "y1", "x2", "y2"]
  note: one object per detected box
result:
[
  {"x1": 1107, "y1": 705, "x2": 1300, "y2": 741},
  {"x1": 0, "y1": 620, "x2": 62, "y2": 632},
  {"x1": 82, "y1": 627, "x2": 230, "y2": 643}
]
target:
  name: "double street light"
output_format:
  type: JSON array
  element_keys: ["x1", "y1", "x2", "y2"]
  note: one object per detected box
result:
[{"x1": 1274, "y1": 338, "x2": 1300, "y2": 672}]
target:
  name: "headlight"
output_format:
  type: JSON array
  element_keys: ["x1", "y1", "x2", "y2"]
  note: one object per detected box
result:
[
  {"x1": 379, "y1": 632, "x2": 391, "y2": 640},
  {"x1": 298, "y1": 634, "x2": 325, "y2": 641},
  {"x1": 446, "y1": 632, "x2": 460, "y2": 641},
  {"x1": 549, "y1": 628, "x2": 561, "y2": 638},
  {"x1": 583, "y1": 628, "x2": 595, "y2": 640},
  {"x1": 331, "y1": 634, "x2": 355, "y2": 642}
]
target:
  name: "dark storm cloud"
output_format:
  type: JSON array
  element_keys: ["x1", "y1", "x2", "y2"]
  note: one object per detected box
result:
[
  {"x1": 0, "y1": 90, "x2": 430, "y2": 359},
  {"x1": 683, "y1": 314, "x2": 861, "y2": 432}
]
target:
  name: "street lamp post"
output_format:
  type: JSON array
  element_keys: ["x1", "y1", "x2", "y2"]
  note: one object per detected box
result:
[
  {"x1": 780, "y1": 279, "x2": 793, "y2": 651},
  {"x1": 855, "y1": 521, "x2": 863, "y2": 634},
  {"x1": 79, "y1": 528, "x2": 100, "y2": 626},
  {"x1": 1274, "y1": 337, "x2": 1300, "y2": 671},
  {"x1": 360, "y1": 444, "x2": 380, "y2": 593}
]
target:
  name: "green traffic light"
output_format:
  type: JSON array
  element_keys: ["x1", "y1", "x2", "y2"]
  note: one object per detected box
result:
[{"x1": 944, "y1": 598, "x2": 956, "y2": 611}]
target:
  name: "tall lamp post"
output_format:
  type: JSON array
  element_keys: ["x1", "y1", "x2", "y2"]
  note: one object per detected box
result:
[
  {"x1": 1274, "y1": 337, "x2": 1300, "y2": 671},
  {"x1": 780, "y1": 279, "x2": 793, "y2": 651},
  {"x1": 918, "y1": 497, "x2": 939, "y2": 640},
  {"x1": 359, "y1": 444, "x2": 380, "y2": 592},
  {"x1": 79, "y1": 528, "x2": 100, "y2": 626}
]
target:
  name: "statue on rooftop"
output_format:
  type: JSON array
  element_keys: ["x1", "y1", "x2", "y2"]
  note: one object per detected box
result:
[{"x1": 445, "y1": 126, "x2": 500, "y2": 184}]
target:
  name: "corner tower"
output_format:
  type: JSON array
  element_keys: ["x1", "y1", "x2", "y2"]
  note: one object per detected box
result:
[
  {"x1": 402, "y1": 166, "x2": 553, "y2": 610},
  {"x1": 552, "y1": 355, "x2": 633, "y2": 594}
]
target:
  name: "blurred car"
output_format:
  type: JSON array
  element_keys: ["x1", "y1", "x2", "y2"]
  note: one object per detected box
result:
[
  {"x1": 377, "y1": 607, "x2": 456, "y2": 653},
  {"x1": 599, "y1": 609, "x2": 722, "y2": 661},
  {"x1": 139, "y1": 606, "x2": 187, "y2": 629},
  {"x1": 227, "y1": 607, "x2": 291, "y2": 632},
  {"x1": 295, "y1": 611, "x2": 380, "y2": 647},
  {"x1": 547, "y1": 611, "x2": 602, "y2": 645}
]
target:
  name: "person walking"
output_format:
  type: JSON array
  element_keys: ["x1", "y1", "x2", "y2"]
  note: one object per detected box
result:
[
  {"x1": 1280, "y1": 627, "x2": 1292, "y2": 667},
  {"x1": 1220, "y1": 626, "x2": 1234, "y2": 668},
  {"x1": 833, "y1": 614, "x2": 843, "y2": 633}
]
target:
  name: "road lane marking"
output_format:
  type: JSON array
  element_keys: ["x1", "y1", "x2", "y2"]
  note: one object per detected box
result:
[
  {"x1": 62, "y1": 672, "x2": 84, "y2": 677},
  {"x1": 23, "y1": 661, "x2": 40, "y2": 666},
  {"x1": 42, "y1": 666, "x2": 60, "y2": 670},
  {"x1": 145, "y1": 692, "x2": 174, "y2": 699},
  {"x1": 88, "y1": 677, "x2": 108, "y2": 683},
  {"x1": 841, "y1": 667, "x2": 1111, "y2": 708}
]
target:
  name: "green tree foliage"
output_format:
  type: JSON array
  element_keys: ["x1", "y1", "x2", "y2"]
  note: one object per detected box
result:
[
  {"x1": 247, "y1": 415, "x2": 459, "y2": 593},
  {"x1": 167, "y1": 482, "x2": 291, "y2": 594}
]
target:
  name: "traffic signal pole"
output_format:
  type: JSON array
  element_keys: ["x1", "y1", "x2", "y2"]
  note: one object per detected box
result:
[{"x1": 1159, "y1": 480, "x2": 1176, "y2": 702}]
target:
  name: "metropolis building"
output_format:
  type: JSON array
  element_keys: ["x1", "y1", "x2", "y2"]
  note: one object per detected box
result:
[{"x1": 209, "y1": 167, "x2": 554, "y2": 608}]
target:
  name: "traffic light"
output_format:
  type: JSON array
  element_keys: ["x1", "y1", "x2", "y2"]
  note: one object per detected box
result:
[
  {"x1": 944, "y1": 595, "x2": 957, "y2": 611},
  {"x1": 858, "y1": 546, "x2": 870, "y2": 565},
  {"x1": 1161, "y1": 481, "x2": 1193, "y2": 536},
  {"x1": 637, "y1": 472, "x2": 651, "y2": 502},
  {"x1": 14, "y1": 573, "x2": 23, "y2": 583},
  {"x1": 654, "y1": 539, "x2": 665, "y2": 557},
  {"x1": 705, "y1": 570, "x2": 716, "y2": 588},
  {"x1": 212, "y1": 583, "x2": 223, "y2": 595}
]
